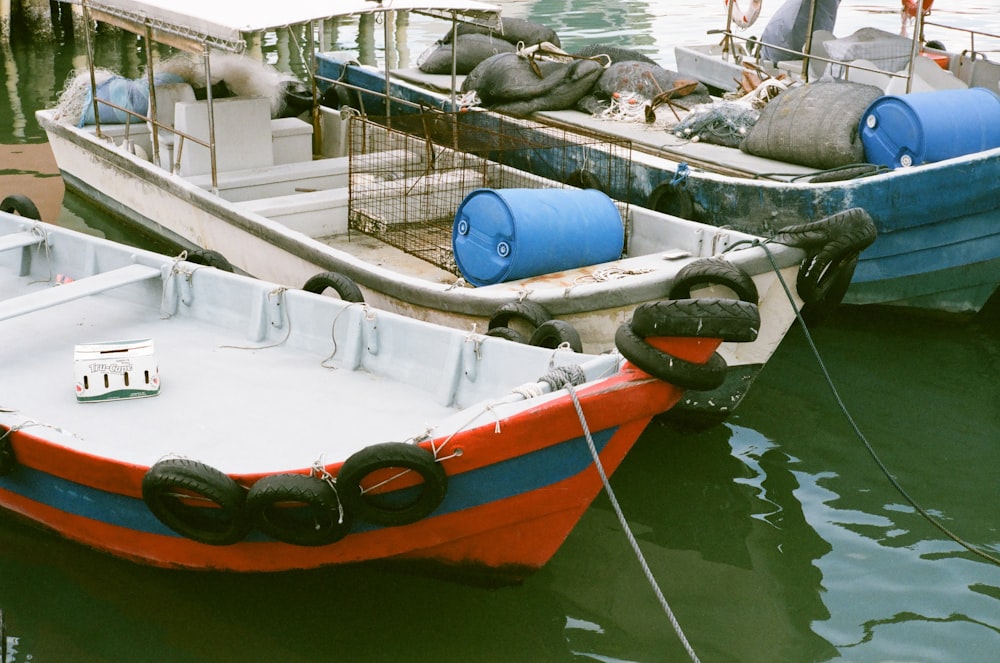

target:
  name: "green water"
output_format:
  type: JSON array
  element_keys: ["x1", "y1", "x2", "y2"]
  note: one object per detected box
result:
[{"x1": 1, "y1": 2, "x2": 998, "y2": 661}]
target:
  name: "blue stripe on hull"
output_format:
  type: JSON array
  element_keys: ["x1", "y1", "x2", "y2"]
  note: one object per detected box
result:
[{"x1": 0, "y1": 427, "x2": 617, "y2": 539}]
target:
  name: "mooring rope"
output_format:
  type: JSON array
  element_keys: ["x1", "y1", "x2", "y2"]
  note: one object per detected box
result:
[
  {"x1": 218, "y1": 287, "x2": 292, "y2": 350},
  {"x1": 564, "y1": 383, "x2": 701, "y2": 663},
  {"x1": 26, "y1": 222, "x2": 54, "y2": 286},
  {"x1": 757, "y1": 241, "x2": 1000, "y2": 567}
]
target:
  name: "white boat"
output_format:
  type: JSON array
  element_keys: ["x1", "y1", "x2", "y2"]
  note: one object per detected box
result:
[
  {"x1": 310, "y1": 1, "x2": 1000, "y2": 315},
  {"x1": 35, "y1": 0, "x2": 871, "y2": 427},
  {"x1": 0, "y1": 207, "x2": 763, "y2": 579}
]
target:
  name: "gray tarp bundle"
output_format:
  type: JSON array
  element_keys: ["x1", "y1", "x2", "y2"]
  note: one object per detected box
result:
[
  {"x1": 759, "y1": 0, "x2": 843, "y2": 62},
  {"x1": 739, "y1": 80, "x2": 883, "y2": 169}
]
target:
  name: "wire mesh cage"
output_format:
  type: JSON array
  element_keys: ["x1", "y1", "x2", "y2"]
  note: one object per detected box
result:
[{"x1": 348, "y1": 111, "x2": 632, "y2": 276}]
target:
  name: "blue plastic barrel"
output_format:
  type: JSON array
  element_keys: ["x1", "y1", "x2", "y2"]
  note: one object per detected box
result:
[
  {"x1": 859, "y1": 87, "x2": 1000, "y2": 168},
  {"x1": 452, "y1": 188, "x2": 624, "y2": 286}
]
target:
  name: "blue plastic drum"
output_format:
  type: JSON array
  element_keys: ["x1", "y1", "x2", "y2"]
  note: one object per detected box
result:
[
  {"x1": 452, "y1": 188, "x2": 624, "y2": 286},
  {"x1": 859, "y1": 87, "x2": 1000, "y2": 169}
]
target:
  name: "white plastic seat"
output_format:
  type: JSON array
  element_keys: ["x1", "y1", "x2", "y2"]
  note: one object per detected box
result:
[
  {"x1": 148, "y1": 82, "x2": 195, "y2": 170},
  {"x1": 173, "y1": 97, "x2": 274, "y2": 177}
]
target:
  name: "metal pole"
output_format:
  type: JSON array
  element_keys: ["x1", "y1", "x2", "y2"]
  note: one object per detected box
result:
[
  {"x1": 449, "y1": 12, "x2": 459, "y2": 110},
  {"x1": 723, "y1": 0, "x2": 735, "y2": 62},
  {"x1": 383, "y1": 10, "x2": 391, "y2": 120},
  {"x1": 905, "y1": 4, "x2": 925, "y2": 93},
  {"x1": 202, "y1": 43, "x2": 218, "y2": 193},
  {"x1": 81, "y1": 1, "x2": 102, "y2": 137},
  {"x1": 800, "y1": 0, "x2": 818, "y2": 81},
  {"x1": 144, "y1": 23, "x2": 161, "y2": 168}
]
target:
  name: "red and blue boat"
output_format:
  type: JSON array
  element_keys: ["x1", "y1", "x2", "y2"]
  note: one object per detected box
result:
[{"x1": 0, "y1": 203, "x2": 759, "y2": 581}]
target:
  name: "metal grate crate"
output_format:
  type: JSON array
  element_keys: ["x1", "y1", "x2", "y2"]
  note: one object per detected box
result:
[{"x1": 348, "y1": 111, "x2": 632, "y2": 276}]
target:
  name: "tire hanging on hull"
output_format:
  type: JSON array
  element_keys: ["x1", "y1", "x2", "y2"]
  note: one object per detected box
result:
[
  {"x1": 337, "y1": 442, "x2": 447, "y2": 527},
  {"x1": 1, "y1": 194, "x2": 41, "y2": 220},
  {"x1": 185, "y1": 249, "x2": 235, "y2": 273},
  {"x1": 302, "y1": 271, "x2": 365, "y2": 303},
  {"x1": 142, "y1": 458, "x2": 249, "y2": 545},
  {"x1": 246, "y1": 473, "x2": 353, "y2": 546}
]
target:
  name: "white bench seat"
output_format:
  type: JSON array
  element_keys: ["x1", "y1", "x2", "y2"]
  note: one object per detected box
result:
[{"x1": 235, "y1": 187, "x2": 350, "y2": 237}]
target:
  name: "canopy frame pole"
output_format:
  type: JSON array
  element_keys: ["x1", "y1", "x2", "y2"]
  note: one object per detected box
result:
[
  {"x1": 144, "y1": 23, "x2": 161, "y2": 169},
  {"x1": 449, "y1": 11, "x2": 459, "y2": 110},
  {"x1": 905, "y1": 6, "x2": 926, "y2": 93},
  {"x1": 201, "y1": 43, "x2": 219, "y2": 194},
  {"x1": 383, "y1": 10, "x2": 392, "y2": 121},
  {"x1": 81, "y1": 1, "x2": 102, "y2": 139}
]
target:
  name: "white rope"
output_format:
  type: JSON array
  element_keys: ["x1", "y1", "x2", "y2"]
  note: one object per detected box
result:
[
  {"x1": 26, "y1": 223, "x2": 54, "y2": 286},
  {"x1": 309, "y1": 459, "x2": 347, "y2": 525},
  {"x1": 599, "y1": 91, "x2": 651, "y2": 123},
  {"x1": 455, "y1": 90, "x2": 480, "y2": 109},
  {"x1": 565, "y1": 383, "x2": 701, "y2": 663},
  {"x1": 510, "y1": 383, "x2": 545, "y2": 399},
  {"x1": 734, "y1": 77, "x2": 788, "y2": 105},
  {"x1": 218, "y1": 287, "x2": 291, "y2": 350},
  {"x1": 576, "y1": 266, "x2": 655, "y2": 284},
  {"x1": 320, "y1": 302, "x2": 368, "y2": 368}
]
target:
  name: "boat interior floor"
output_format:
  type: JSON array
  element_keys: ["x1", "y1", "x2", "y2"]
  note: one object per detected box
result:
[{"x1": 0, "y1": 275, "x2": 461, "y2": 474}]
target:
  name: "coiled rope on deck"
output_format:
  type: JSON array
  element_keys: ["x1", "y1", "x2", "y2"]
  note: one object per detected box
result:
[{"x1": 756, "y1": 240, "x2": 1000, "y2": 568}]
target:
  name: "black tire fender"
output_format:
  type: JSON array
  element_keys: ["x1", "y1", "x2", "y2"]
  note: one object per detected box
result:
[
  {"x1": 528, "y1": 319, "x2": 583, "y2": 352},
  {"x1": 0, "y1": 427, "x2": 15, "y2": 476},
  {"x1": 302, "y1": 271, "x2": 365, "y2": 303},
  {"x1": 668, "y1": 256, "x2": 759, "y2": 304},
  {"x1": 797, "y1": 252, "x2": 859, "y2": 325},
  {"x1": 770, "y1": 207, "x2": 877, "y2": 252},
  {"x1": 320, "y1": 83, "x2": 355, "y2": 111},
  {"x1": 1, "y1": 194, "x2": 41, "y2": 220},
  {"x1": 485, "y1": 326, "x2": 529, "y2": 344},
  {"x1": 142, "y1": 458, "x2": 249, "y2": 545},
  {"x1": 337, "y1": 442, "x2": 447, "y2": 527},
  {"x1": 772, "y1": 208, "x2": 876, "y2": 322},
  {"x1": 246, "y1": 473, "x2": 352, "y2": 546},
  {"x1": 647, "y1": 179, "x2": 695, "y2": 219},
  {"x1": 487, "y1": 300, "x2": 552, "y2": 332},
  {"x1": 615, "y1": 322, "x2": 728, "y2": 391},
  {"x1": 185, "y1": 249, "x2": 235, "y2": 273},
  {"x1": 630, "y1": 298, "x2": 760, "y2": 343}
]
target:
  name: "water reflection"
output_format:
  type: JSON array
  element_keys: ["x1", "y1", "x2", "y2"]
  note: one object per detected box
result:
[
  {"x1": 546, "y1": 421, "x2": 838, "y2": 662},
  {"x1": 732, "y1": 311, "x2": 1000, "y2": 662}
]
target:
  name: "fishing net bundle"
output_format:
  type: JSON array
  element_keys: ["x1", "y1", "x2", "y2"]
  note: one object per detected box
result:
[
  {"x1": 670, "y1": 100, "x2": 761, "y2": 148},
  {"x1": 52, "y1": 54, "x2": 301, "y2": 126},
  {"x1": 157, "y1": 53, "x2": 300, "y2": 116},
  {"x1": 51, "y1": 67, "x2": 117, "y2": 124}
]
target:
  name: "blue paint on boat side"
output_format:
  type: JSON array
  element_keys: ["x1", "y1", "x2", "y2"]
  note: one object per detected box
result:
[
  {"x1": 0, "y1": 426, "x2": 618, "y2": 539},
  {"x1": 852, "y1": 212, "x2": 1000, "y2": 280},
  {"x1": 0, "y1": 467, "x2": 173, "y2": 535}
]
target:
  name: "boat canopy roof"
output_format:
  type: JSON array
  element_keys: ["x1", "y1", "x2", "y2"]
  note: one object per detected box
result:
[{"x1": 69, "y1": 0, "x2": 502, "y2": 53}]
